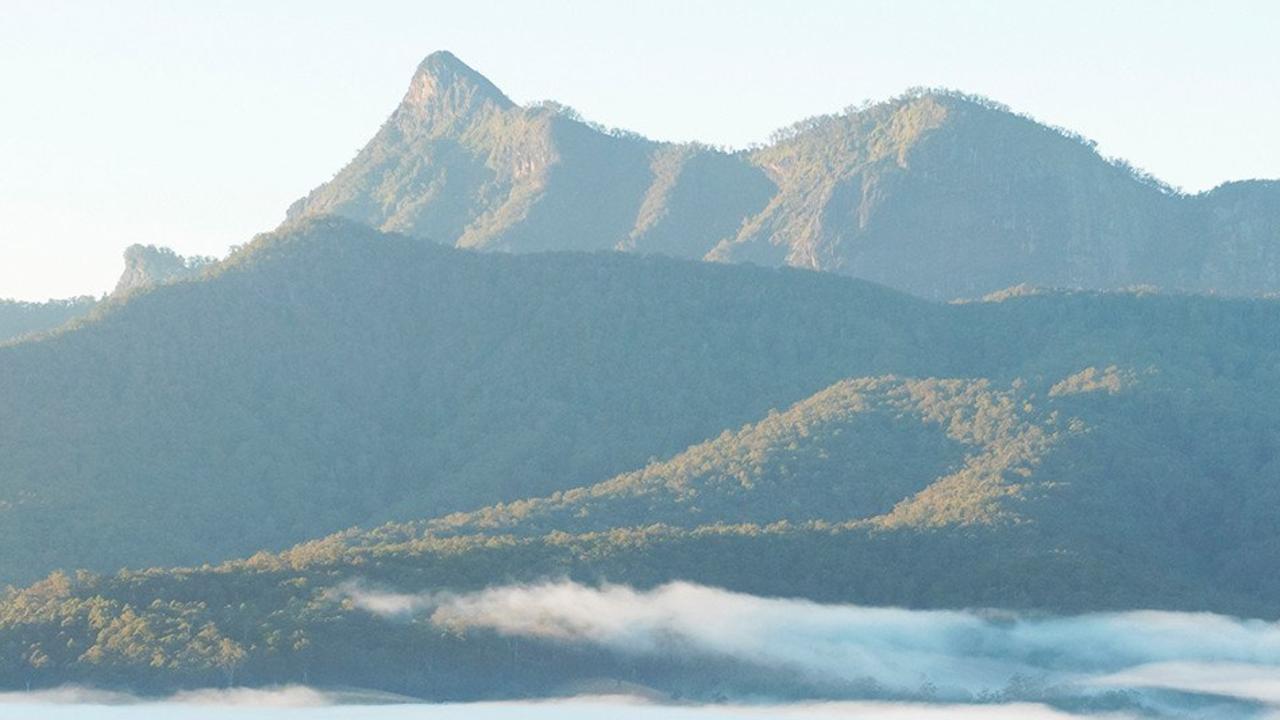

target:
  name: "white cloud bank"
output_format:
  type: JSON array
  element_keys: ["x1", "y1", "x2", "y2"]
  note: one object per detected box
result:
[
  {"x1": 0, "y1": 684, "x2": 334, "y2": 707},
  {"x1": 7, "y1": 581, "x2": 1279, "y2": 719},
  {"x1": 349, "y1": 579, "x2": 1280, "y2": 710},
  {"x1": 0, "y1": 693, "x2": 1145, "y2": 720}
]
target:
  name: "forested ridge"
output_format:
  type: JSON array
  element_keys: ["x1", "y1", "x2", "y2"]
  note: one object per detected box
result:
[
  {"x1": 0, "y1": 50, "x2": 1278, "y2": 701},
  {"x1": 3, "y1": 216, "x2": 1278, "y2": 589},
  {"x1": 0, "y1": 216, "x2": 940, "y2": 584},
  {"x1": 290, "y1": 52, "x2": 1280, "y2": 300},
  {"x1": 0, "y1": 296, "x2": 98, "y2": 345},
  {"x1": 2, "y1": 367, "x2": 1276, "y2": 698},
  {"x1": 0, "y1": 521, "x2": 1231, "y2": 702},
  {"x1": 0, "y1": 245, "x2": 216, "y2": 344}
]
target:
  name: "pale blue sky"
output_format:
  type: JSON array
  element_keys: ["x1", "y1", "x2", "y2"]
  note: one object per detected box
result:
[{"x1": 2, "y1": 0, "x2": 1277, "y2": 300}]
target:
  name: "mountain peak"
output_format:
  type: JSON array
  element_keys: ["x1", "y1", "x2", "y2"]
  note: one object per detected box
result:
[
  {"x1": 113, "y1": 244, "x2": 214, "y2": 295},
  {"x1": 415, "y1": 50, "x2": 474, "y2": 75},
  {"x1": 400, "y1": 50, "x2": 514, "y2": 124}
]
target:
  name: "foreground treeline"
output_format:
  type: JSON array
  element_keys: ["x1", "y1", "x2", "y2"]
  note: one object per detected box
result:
[
  {"x1": 2, "y1": 365, "x2": 1278, "y2": 697},
  {"x1": 0, "y1": 520, "x2": 1220, "y2": 701}
]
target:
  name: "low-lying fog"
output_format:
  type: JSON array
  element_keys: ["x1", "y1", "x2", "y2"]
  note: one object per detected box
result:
[{"x1": 8, "y1": 580, "x2": 1280, "y2": 718}]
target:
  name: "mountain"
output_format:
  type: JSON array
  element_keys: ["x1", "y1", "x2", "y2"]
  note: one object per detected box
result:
[
  {"x1": 1194, "y1": 180, "x2": 1280, "y2": 294},
  {"x1": 2, "y1": 47, "x2": 1277, "y2": 708},
  {"x1": 288, "y1": 53, "x2": 1279, "y2": 300},
  {"x1": 711, "y1": 93, "x2": 1227, "y2": 299},
  {"x1": 0, "y1": 296, "x2": 98, "y2": 345},
  {"x1": 286, "y1": 52, "x2": 774, "y2": 258},
  {"x1": 0, "y1": 215, "x2": 941, "y2": 586},
  {"x1": 1, "y1": 215, "x2": 1279, "y2": 593},
  {"x1": 0, "y1": 245, "x2": 217, "y2": 345},
  {"x1": 425, "y1": 375, "x2": 1059, "y2": 535},
  {"x1": 113, "y1": 244, "x2": 216, "y2": 295},
  {"x1": 2, "y1": 366, "x2": 1278, "y2": 700},
  {"x1": 420, "y1": 367, "x2": 1280, "y2": 612}
]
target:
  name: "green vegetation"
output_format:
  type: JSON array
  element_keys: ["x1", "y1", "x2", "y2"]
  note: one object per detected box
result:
[
  {"x1": 2, "y1": 49, "x2": 1277, "y2": 703},
  {"x1": 287, "y1": 51, "x2": 769, "y2": 258},
  {"x1": 1, "y1": 243, "x2": 217, "y2": 346},
  {"x1": 1, "y1": 219, "x2": 1279, "y2": 697},
  {"x1": 0, "y1": 518, "x2": 1247, "y2": 699},
  {"x1": 290, "y1": 54, "x2": 1280, "y2": 300},
  {"x1": 713, "y1": 89, "x2": 1280, "y2": 299},
  {"x1": 1, "y1": 365, "x2": 1271, "y2": 697},
  {"x1": 2, "y1": 215, "x2": 1279, "y2": 591},
  {"x1": 4, "y1": 354, "x2": 1278, "y2": 697},
  {"x1": 426, "y1": 376, "x2": 1050, "y2": 535},
  {"x1": 0, "y1": 216, "x2": 942, "y2": 585},
  {"x1": 112, "y1": 244, "x2": 217, "y2": 296},
  {"x1": 0, "y1": 296, "x2": 98, "y2": 345}
]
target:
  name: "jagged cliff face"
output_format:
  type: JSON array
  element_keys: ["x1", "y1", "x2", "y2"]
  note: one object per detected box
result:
[
  {"x1": 1, "y1": 246, "x2": 211, "y2": 345},
  {"x1": 287, "y1": 52, "x2": 1280, "y2": 299},
  {"x1": 285, "y1": 51, "x2": 773, "y2": 257},
  {"x1": 286, "y1": 52, "x2": 774, "y2": 256},
  {"x1": 1197, "y1": 181, "x2": 1280, "y2": 294},
  {"x1": 713, "y1": 97, "x2": 1280, "y2": 299},
  {"x1": 711, "y1": 95, "x2": 1192, "y2": 299},
  {"x1": 113, "y1": 245, "x2": 212, "y2": 295}
]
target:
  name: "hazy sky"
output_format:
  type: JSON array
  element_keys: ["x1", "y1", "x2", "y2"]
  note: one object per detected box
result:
[{"x1": 2, "y1": 0, "x2": 1278, "y2": 300}]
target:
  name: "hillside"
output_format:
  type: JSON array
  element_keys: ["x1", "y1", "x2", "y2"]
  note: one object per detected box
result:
[
  {"x1": 288, "y1": 53, "x2": 1280, "y2": 300},
  {"x1": 425, "y1": 375, "x2": 1059, "y2": 535},
  {"x1": 712, "y1": 92, "x2": 1203, "y2": 299},
  {"x1": 1, "y1": 215, "x2": 1278, "y2": 590},
  {"x1": 412, "y1": 367, "x2": 1280, "y2": 612},
  {"x1": 112, "y1": 244, "x2": 216, "y2": 295},
  {"x1": 0, "y1": 215, "x2": 942, "y2": 585},
  {"x1": 0, "y1": 296, "x2": 98, "y2": 345},
  {"x1": 1, "y1": 245, "x2": 217, "y2": 345},
  {"x1": 2, "y1": 367, "x2": 1278, "y2": 700},
  {"x1": 286, "y1": 52, "x2": 774, "y2": 258}
]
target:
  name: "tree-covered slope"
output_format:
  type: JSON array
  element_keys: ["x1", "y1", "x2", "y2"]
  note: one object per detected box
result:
[
  {"x1": 425, "y1": 376, "x2": 1054, "y2": 535},
  {"x1": 0, "y1": 215, "x2": 942, "y2": 585},
  {"x1": 112, "y1": 244, "x2": 216, "y2": 295},
  {"x1": 711, "y1": 92, "x2": 1194, "y2": 299},
  {"x1": 1, "y1": 244, "x2": 216, "y2": 345},
  {"x1": 286, "y1": 52, "x2": 774, "y2": 258},
  {"x1": 2, "y1": 369, "x2": 1277, "y2": 699},
  {"x1": 0, "y1": 296, "x2": 98, "y2": 345},
  {"x1": 2, "y1": 215, "x2": 1278, "y2": 590},
  {"x1": 392, "y1": 364, "x2": 1280, "y2": 612},
  {"x1": 287, "y1": 53, "x2": 1280, "y2": 299},
  {"x1": 0, "y1": 522, "x2": 1161, "y2": 700}
]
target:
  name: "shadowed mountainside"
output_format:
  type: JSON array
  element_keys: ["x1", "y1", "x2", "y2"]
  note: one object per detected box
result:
[{"x1": 2, "y1": 216, "x2": 1279, "y2": 588}]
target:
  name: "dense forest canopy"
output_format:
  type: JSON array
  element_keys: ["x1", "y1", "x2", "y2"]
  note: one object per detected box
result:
[
  {"x1": 1, "y1": 216, "x2": 1278, "y2": 593},
  {"x1": 1, "y1": 50, "x2": 1277, "y2": 706},
  {"x1": 2, "y1": 367, "x2": 1277, "y2": 700}
]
